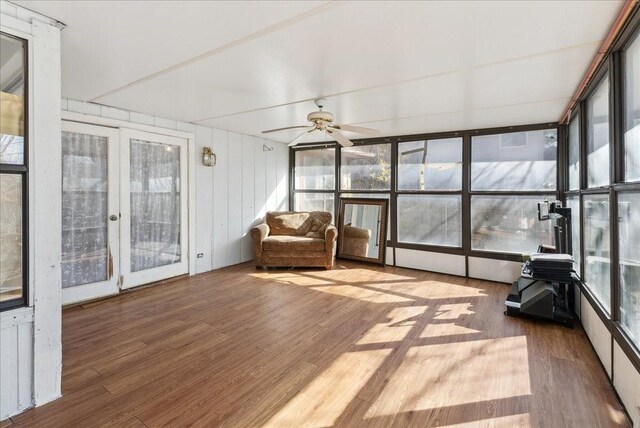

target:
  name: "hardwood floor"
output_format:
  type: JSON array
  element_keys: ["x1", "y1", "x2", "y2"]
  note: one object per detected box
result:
[{"x1": 6, "y1": 261, "x2": 630, "y2": 427}]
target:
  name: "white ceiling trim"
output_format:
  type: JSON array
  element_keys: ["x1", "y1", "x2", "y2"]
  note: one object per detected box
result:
[{"x1": 90, "y1": 1, "x2": 340, "y2": 103}]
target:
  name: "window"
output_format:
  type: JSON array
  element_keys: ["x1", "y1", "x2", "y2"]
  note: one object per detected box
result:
[
  {"x1": 293, "y1": 147, "x2": 336, "y2": 220},
  {"x1": 618, "y1": 192, "x2": 640, "y2": 345},
  {"x1": 565, "y1": 195, "x2": 581, "y2": 275},
  {"x1": 583, "y1": 194, "x2": 611, "y2": 312},
  {"x1": 398, "y1": 195, "x2": 461, "y2": 247},
  {"x1": 471, "y1": 195, "x2": 554, "y2": 254},
  {"x1": 568, "y1": 116, "x2": 580, "y2": 190},
  {"x1": 341, "y1": 144, "x2": 391, "y2": 190},
  {"x1": 471, "y1": 129, "x2": 557, "y2": 191},
  {"x1": 294, "y1": 193, "x2": 335, "y2": 220},
  {"x1": 586, "y1": 76, "x2": 610, "y2": 188},
  {"x1": 398, "y1": 138, "x2": 462, "y2": 191},
  {"x1": 0, "y1": 33, "x2": 27, "y2": 310},
  {"x1": 624, "y1": 31, "x2": 640, "y2": 182},
  {"x1": 294, "y1": 148, "x2": 335, "y2": 190}
]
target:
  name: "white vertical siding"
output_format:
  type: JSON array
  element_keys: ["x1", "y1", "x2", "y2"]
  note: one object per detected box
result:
[
  {"x1": 211, "y1": 129, "x2": 230, "y2": 269},
  {"x1": 241, "y1": 135, "x2": 256, "y2": 262},
  {"x1": 0, "y1": 310, "x2": 34, "y2": 419},
  {"x1": 194, "y1": 125, "x2": 214, "y2": 274}
]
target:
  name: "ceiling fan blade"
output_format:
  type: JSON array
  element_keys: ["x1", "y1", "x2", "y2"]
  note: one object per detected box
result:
[
  {"x1": 327, "y1": 129, "x2": 353, "y2": 147},
  {"x1": 262, "y1": 125, "x2": 311, "y2": 134},
  {"x1": 288, "y1": 127, "x2": 316, "y2": 147},
  {"x1": 330, "y1": 124, "x2": 380, "y2": 136}
]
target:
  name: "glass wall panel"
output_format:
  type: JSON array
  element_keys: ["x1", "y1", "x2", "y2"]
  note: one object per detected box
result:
[
  {"x1": 398, "y1": 138, "x2": 462, "y2": 190},
  {"x1": 294, "y1": 148, "x2": 335, "y2": 190},
  {"x1": 586, "y1": 76, "x2": 610, "y2": 188},
  {"x1": 294, "y1": 192, "x2": 335, "y2": 221},
  {"x1": 471, "y1": 130, "x2": 557, "y2": 191},
  {"x1": 130, "y1": 140, "x2": 181, "y2": 272},
  {"x1": 0, "y1": 34, "x2": 25, "y2": 165},
  {"x1": 398, "y1": 195, "x2": 462, "y2": 247},
  {"x1": 618, "y1": 193, "x2": 640, "y2": 345},
  {"x1": 341, "y1": 144, "x2": 391, "y2": 190},
  {"x1": 624, "y1": 32, "x2": 640, "y2": 182},
  {"x1": 568, "y1": 117, "x2": 580, "y2": 190},
  {"x1": 471, "y1": 195, "x2": 554, "y2": 254},
  {"x1": 0, "y1": 174, "x2": 22, "y2": 303},
  {"x1": 566, "y1": 195, "x2": 581, "y2": 275},
  {"x1": 583, "y1": 194, "x2": 610, "y2": 312}
]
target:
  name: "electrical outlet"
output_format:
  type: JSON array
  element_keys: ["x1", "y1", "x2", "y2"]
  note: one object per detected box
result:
[{"x1": 197, "y1": 253, "x2": 204, "y2": 258}]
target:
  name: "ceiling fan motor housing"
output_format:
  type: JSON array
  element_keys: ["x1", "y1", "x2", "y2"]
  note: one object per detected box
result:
[{"x1": 307, "y1": 110, "x2": 334, "y2": 124}]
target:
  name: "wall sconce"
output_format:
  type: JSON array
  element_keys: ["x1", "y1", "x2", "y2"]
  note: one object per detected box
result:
[{"x1": 202, "y1": 147, "x2": 216, "y2": 167}]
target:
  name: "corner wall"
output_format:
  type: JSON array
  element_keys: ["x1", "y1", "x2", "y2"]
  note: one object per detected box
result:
[{"x1": 1, "y1": 2, "x2": 63, "y2": 420}]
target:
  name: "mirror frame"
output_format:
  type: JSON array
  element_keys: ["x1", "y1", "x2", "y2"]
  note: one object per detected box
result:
[{"x1": 337, "y1": 197, "x2": 388, "y2": 266}]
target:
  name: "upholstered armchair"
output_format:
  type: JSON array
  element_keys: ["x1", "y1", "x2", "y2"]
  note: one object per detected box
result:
[{"x1": 251, "y1": 211, "x2": 337, "y2": 269}]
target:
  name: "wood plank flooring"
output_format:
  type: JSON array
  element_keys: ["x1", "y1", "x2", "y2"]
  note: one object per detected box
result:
[{"x1": 5, "y1": 261, "x2": 630, "y2": 427}]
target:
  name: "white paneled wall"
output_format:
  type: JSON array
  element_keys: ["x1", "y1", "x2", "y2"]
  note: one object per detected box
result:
[
  {"x1": 61, "y1": 99, "x2": 289, "y2": 275},
  {"x1": 194, "y1": 126, "x2": 288, "y2": 272},
  {"x1": 0, "y1": 309, "x2": 34, "y2": 419}
]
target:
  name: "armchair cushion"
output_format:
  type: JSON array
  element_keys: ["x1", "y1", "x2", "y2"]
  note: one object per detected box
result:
[{"x1": 263, "y1": 235, "x2": 325, "y2": 251}]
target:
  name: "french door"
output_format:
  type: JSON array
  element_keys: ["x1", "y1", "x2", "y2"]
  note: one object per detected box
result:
[
  {"x1": 61, "y1": 122, "x2": 120, "y2": 304},
  {"x1": 119, "y1": 129, "x2": 188, "y2": 289},
  {"x1": 61, "y1": 123, "x2": 188, "y2": 304}
]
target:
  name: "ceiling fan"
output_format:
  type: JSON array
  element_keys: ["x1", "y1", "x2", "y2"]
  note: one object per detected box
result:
[{"x1": 262, "y1": 98, "x2": 380, "y2": 147}]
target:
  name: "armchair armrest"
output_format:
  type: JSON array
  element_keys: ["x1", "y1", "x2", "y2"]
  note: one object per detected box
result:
[
  {"x1": 325, "y1": 224, "x2": 338, "y2": 250},
  {"x1": 251, "y1": 223, "x2": 270, "y2": 257}
]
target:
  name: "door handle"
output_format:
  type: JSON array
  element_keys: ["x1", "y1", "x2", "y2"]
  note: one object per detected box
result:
[{"x1": 109, "y1": 215, "x2": 118, "y2": 221}]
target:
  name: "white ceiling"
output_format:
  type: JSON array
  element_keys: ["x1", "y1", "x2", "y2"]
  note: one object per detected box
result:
[{"x1": 16, "y1": 0, "x2": 623, "y2": 143}]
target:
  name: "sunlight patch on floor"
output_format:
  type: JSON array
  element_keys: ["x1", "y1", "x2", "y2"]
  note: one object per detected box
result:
[
  {"x1": 367, "y1": 281, "x2": 486, "y2": 299},
  {"x1": 304, "y1": 269, "x2": 416, "y2": 283},
  {"x1": 357, "y1": 306, "x2": 428, "y2": 345},
  {"x1": 439, "y1": 413, "x2": 532, "y2": 427},
  {"x1": 420, "y1": 322, "x2": 481, "y2": 338},
  {"x1": 434, "y1": 303, "x2": 474, "y2": 320},
  {"x1": 310, "y1": 285, "x2": 413, "y2": 303},
  {"x1": 247, "y1": 272, "x2": 333, "y2": 286},
  {"x1": 263, "y1": 349, "x2": 391, "y2": 428},
  {"x1": 365, "y1": 336, "x2": 531, "y2": 418}
]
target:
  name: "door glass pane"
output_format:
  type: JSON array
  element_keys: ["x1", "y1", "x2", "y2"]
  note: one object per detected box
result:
[
  {"x1": 618, "y1": 192, "x2": 640, "y2": 345},
  {"x1": 471, "y1": 130, "x2": 557, "y2": 191},
  {"x1": 398, "y1": 138, "x2": 462, "y2": 191},
  {"x1": 583, "y1": 194, "x2": 610, "y2": 312},
  {"x1": 130, "y1": 139, "x2": 181, "y2": 272},
  {"x1": 586, "y1": 76, "x2": 610, "y2": 188},
  {"x1": 398, "y1": 195, "x2": 461, "y2": 247},
  {"x1": 61, "y1": 131, "x2": 109, "y2": 288},
  {"x1": 0, "y1": 174, "x2": 22, "y2": 302},
  {"x1": 471, "y1": 195, "x2": 555, "y2": 254},
  {"x1": 0, "y1": 34, "x2": 25, "y2": 165},
  {"x1": 341, "y1": 144, "x2": 391, "y2": 190},
  {"x1": 294, "y1": 148, "x2": 335, "y2": 190},
  {"x1": 566, "y1": 195, "x2": 581, "y2": 275},
  {"x1": 624, "y1": 32, "x2": 640, "y2": 182},
  {"x1": 568, "y1": 117, "x2": 580, "y2": 190}
]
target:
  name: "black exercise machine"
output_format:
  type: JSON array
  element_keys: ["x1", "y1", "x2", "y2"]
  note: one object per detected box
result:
[{"x1": 505, "y1": 200, "x2": 578, "y2": 326}]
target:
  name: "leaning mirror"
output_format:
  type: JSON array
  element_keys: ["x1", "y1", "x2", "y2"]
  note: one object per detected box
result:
[{"x1": 337, "y1": 197, "x2": 388, "y2": 265}]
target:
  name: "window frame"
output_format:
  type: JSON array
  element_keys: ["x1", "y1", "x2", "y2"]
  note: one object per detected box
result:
[
  {"x1": 0, "y1": 31, "x2": 29, "y2": 312},
  {"x1": 562, "y1": 7, "x2": 640, "y2": 372}
]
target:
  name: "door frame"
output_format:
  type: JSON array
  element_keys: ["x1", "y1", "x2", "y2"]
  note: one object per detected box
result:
[
  {"x1": 61, "y1": 110, "x2": 197, "y2": 301},
  {"x1": 119, "y1": 128, "x2": 189, "y2": 289},
  {"x1": 61, "y1": 121, "x2": 121, "y2": 305}
]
